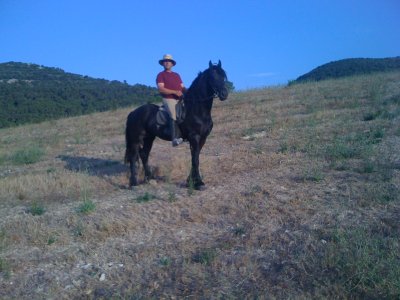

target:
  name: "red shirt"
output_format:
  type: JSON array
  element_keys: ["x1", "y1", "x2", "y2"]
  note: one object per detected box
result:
[{"x1": 156, "y1": 70, "x2": 183, "y2": 100}]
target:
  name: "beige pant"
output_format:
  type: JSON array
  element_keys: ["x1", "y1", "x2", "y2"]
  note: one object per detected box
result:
[{"x1": 163, "y1": 98, "x2": 178, "y2": 121}]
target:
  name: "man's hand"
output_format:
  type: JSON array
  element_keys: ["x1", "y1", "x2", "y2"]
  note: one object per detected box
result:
[
  {"x1": 158, "y1": 83, "x2": 183, "y2": 98},
  {"x1": 175, "y1": 90, "x2": 183, "y2": 97}
]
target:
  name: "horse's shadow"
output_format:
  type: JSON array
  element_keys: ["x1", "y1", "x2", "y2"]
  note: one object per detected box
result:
[
  {"x1": 58, "y1": 155, "x2": 126, "y2": 178},
  {"x1": 58, "y1": 155, "x2": 174, "y2": 189}
]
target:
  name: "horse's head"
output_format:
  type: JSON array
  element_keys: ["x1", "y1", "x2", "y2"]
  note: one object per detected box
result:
[{"x1": 207, "y1": 60, "x2": 229, "y2": 101}]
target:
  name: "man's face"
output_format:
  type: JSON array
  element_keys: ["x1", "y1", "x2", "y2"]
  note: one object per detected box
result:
[{"x1": 163, "y1": 60, "x2": 173, "y2": 70}]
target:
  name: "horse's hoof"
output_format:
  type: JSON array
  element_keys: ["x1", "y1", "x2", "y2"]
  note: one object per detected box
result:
[
  {"x1": 188, "y1": 181, "x2": 205, "y2": 191},
  {"x1": 195, "y1": 180, "x2": 205, "y2": 188},
  {"x1": 196, "y1": 185, "x2": 206, "y2": 191},
  {"x1": 187, "y1": 177, "x2": 204, "y2": 185},
  {"x1": 129, "y1": 181, "x2": 138, "y2": 189},
  {"x1": 145, "y1": 175, "x2": 156, "y2": 183}
]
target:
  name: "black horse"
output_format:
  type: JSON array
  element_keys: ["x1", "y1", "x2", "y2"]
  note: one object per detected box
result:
[{"x1": 125, "y1": 60, "x2": 229, "y2": 189}]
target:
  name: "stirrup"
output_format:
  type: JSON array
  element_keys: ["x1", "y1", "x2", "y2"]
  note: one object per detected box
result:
[{"x1": 172, "y1": 138, "x2": 183, "y2": 147}]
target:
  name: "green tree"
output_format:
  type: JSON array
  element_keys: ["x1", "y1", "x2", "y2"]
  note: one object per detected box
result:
[{"x1": 225, "y1": 80, "x2": 235, "y2": 92}]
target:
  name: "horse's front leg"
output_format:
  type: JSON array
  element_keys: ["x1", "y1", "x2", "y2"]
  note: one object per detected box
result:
[{"x1": 187, "y1": 135, "x2": 205, "y2": 189}]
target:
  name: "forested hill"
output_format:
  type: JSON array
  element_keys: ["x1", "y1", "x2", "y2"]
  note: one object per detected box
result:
[
  {"x1": 0, "y1": 62, "x2": 160, "y2": 128},
  {"x1": 294, "y1": 56, "x2": 400, "y2": 83}
]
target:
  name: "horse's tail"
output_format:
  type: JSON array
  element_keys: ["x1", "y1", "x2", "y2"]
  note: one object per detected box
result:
[
  {"x1": 124, "y1": 112, "x2": 134, "y2": 164},
  {"x1": 124, "y1": 136, "x2": 130, "y2": 165},
  {"x1": 125, "y1": 107, "x2": 147, "y2": 164},
  {"x1": 124, "y1": 148, "x2": 138, "y2": 164}
]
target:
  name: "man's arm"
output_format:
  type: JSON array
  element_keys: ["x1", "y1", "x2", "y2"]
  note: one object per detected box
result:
[{"x1": 157, "y1": 83, "x2": 183, "y2": 97}]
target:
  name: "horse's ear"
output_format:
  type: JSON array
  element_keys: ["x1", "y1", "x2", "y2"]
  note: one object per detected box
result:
[
  {"x1": 209, "y1": 60, "x2": 213, "y2": 68},
  {"x1": 218, "y1": 60, "x2": 221, "y2": 68}
]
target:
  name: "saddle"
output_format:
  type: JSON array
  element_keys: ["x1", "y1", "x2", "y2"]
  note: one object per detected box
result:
[{"x1": 156, "y1": 100, "x2": 186, "y2": 127}]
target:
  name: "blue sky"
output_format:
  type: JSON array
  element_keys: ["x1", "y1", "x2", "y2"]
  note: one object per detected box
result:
[{"x1": 1, "y1": 0, "x2": 399, "y2": 90}]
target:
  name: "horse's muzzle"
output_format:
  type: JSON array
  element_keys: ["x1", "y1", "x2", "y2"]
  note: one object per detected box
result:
[{"x1": 218, "y1": 87, "x2": 228, "y2": 101}]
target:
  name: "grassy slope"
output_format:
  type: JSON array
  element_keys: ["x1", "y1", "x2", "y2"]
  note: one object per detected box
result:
[{"x1": 0, "y1": 72, "x2": 399, "y2": 298}]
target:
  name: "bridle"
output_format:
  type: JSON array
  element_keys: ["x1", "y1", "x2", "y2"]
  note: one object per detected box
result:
[{"x1": 182, "y1": 67, "x2": 227, "y2": 103}]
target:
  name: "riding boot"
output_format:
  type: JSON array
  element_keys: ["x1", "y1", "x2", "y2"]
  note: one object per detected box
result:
[{"x1": 170, "y1": 119, "x2": 183, "y2": 147}]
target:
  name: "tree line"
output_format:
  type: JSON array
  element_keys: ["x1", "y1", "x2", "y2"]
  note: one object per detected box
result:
[
  {"x1": 0, "y1": 62, "x2": 160, "y2": 128},
  {"x1": 293, "y1": 56, "x2": 400, "y2": 84}
]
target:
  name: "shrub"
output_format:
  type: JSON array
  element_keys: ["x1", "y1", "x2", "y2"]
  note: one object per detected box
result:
[
  {"x1": 10, "y1": 146, "x2": 45, "y2": 165},
  {"x1": 191, "y1": 248, "x2": 217, "y2": 265},
  {"x1": 28, "y1": 202, "x2": 46, "y2": 216},
  {"x1": 0, "y1": 257, "x2": 11, "y2": 278},
  {"x1": 135, "y1": 192, "x2": 156, "y2": 203},
  {"x1": 77, "y1": 200, "x2": 96, "y2": 214}
]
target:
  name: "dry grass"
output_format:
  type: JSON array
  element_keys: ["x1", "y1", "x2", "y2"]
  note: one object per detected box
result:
[{"x1": 0, "y1": 72, "x2": 399, "y2": 298}]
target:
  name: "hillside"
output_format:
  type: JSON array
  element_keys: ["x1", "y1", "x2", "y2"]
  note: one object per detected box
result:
[
  {"x1": 0, "y1": 72, "x2": 399, "y2": 298},
  {"x1": 294, "y1": 56, "x2": 400, "y2": 83},
  {"x1": 0, "y1": 62, "x2": 159, "y2": 128}
]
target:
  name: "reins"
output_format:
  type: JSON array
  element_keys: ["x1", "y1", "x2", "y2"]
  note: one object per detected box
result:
[
  {"x1": 183, "y1": 74, "x2": 219, "y2": 103},
  {"x1": 183, "y1": 92, "x2": 217, "y2": 104}
]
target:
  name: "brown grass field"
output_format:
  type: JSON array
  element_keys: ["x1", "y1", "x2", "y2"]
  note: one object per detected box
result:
[{"x1": 0, "y1": 72, "x2": 399, "y2": 299}]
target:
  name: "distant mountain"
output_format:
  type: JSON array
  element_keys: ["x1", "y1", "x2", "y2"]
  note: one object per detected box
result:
[
  {"x1": 0, "y1": 62, "x2": 160, "y2": 128},
  {"x1": 293, "y1": 57, "x2": 400, "y2": 83}
]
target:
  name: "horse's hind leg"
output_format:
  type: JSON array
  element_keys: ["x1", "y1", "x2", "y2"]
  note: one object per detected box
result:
[
  {"x1": 139, "y1": 135, "x2": 155, "y2": 182},
  {"x1": 126, "y1": 143, "x2": 140, "y2": 187}
]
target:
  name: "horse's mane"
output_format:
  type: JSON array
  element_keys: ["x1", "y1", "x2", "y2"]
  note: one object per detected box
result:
[
  {"x1": 185, "y1": 66, "x2": 227, "y2": 100},
  {"x1": 186, "y1": 71, "x2": 205, "y2": 93}
]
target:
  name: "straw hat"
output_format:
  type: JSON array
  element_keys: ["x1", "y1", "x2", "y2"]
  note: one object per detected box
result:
[{"x1": 159, "y1": 54, "x2": 176, "y2": 66}]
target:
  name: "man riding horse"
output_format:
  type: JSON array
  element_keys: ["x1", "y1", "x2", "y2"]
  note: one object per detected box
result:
[
  {"x1": 156, "y1": 54, "x2": 186, "y2": 147},
  {"x1": 125, "y1": 58, "x2": 228, "y2": 189}
]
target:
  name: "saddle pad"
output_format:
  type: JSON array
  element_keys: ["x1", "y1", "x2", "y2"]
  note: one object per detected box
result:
[
  {"x1": 156, "y1": 102, "x2": 186, "y2": 126},
  {"x1": 156, "y1": 106, "x2": 169, "y2": 126}
]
